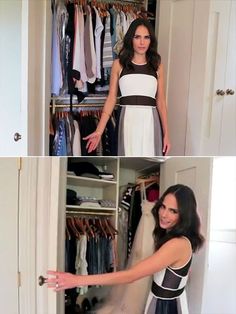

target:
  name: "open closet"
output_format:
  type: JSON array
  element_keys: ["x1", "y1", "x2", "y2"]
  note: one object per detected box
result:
[
  {"x1": 63, "y1": 157, "x2": 161, "y2": 313},
  {"x1": 50, "y1": 0, "x2": 158, "y2": 156},
  {"x1": 2, "y1": 157, "x2": 236, "y2": 314},
  {"x1": 32, "y1": 156, "x2": 211, "y2": 314}
]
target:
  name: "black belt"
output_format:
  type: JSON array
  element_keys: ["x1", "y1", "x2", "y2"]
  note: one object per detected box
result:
[
  {"x1": 120, "y1": 95, "x2": 156, "y2": 107},
  {"x1": 151, "y1": 281, "x2": 185, "y2": 299}
]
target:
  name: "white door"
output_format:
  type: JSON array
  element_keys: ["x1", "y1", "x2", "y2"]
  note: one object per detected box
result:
[
  {"x1": 160, "y1": 157, "x2": 213, "y2": 314},
  {"x1": 219, "y1": 0, "x2": 236, "y2": 155},
  {"x1": 0, "y1": 158, "x2": 20, "y2": 314},
  {"x1": 0, "y1": 0, "x2": 51, "y2": 156},
  {"x1": 0, "y1": 1, "x2": 25, "y2": 155},
  {"x1": 202, "y1": 0, "x2": 236, "y2": 155}
]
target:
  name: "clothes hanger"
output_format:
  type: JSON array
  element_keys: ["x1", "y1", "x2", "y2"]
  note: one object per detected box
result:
[
  {"x1": 98, "y1": 218, "x2": 107, "y2": 238},
  {"x1": 106, "y1": 218, "x2": 118, "y2": 235},
  {"x1": 83, "y1": 217, "x2": 95, "y2": 238},
  {"x1": 66, "y1": 216, "x2": 80, "y2": 238},
  {"x1": 75, "y1": 217, "x2": 87, "y2": 236},
  {"x1": 66, "y1": 225, "x2": 71, "y2": 240}
]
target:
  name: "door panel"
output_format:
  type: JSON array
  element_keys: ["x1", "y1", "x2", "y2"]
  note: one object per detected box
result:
[
  {"x1": 0, "y1": 158, "x2": 19, "y2": 314},
  {"x1": 202, "y1": 0, "x2": 232, "y2": 155},
  {"x1": 219, "y1": 0, "x2": 236, "y2": 155},
  {"x1": 0, "y1": 1, "x2": 24, "y2": 155},
  {"x1": 160, "y1": 157, "x2": 213, "y2": 314}
]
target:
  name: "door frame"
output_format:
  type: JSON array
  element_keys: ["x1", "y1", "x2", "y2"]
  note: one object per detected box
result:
[{"x1": 21, "y1": 0, "x2": 52, "y2": 155}]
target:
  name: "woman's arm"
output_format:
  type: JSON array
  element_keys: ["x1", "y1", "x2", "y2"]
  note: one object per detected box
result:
[
  {"x1": 83, "y1": 59, "x2": 121, "y2": 153},
  {"x1": 156, "y1": 63, "x2": 171, "y2": 155},
  {"x1": 47, "y1": 238, "x2": 188, "y2": 291}
]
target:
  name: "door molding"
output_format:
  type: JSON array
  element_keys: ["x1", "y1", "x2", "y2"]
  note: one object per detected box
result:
[
  {"x1": 21, "y1": 0, "x2": 52, "y2": 155},
  {"x1": 19, "y1": 158, "x2": 38, "y2": 314}
]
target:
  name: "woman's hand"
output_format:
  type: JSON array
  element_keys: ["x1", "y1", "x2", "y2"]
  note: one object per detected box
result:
[
  {"x1": 47, "y1": 270, "x2": 80, "y2": 292},
  {"x1": 83, "y1": 131, "x2": 102, "y2": 153},
  {"x1": 163, "y1": 134, "x2": 171, "y2": 155}
]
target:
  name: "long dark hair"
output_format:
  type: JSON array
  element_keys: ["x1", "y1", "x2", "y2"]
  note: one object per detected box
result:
[
  {"x1": 118, "y1": 18, "x2": 161, "y2": 72},
  {"x1": 152, "y1": 184, "x2": 205, "y2": 252}
]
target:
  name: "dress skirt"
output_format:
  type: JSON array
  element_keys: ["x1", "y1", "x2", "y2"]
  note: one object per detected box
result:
[
  {"x1": 144, "y1": 292, "x2": 178, "y2": 314},
  {"x1": 117, "y1": 105, "x2": 163, "y2": 156}
]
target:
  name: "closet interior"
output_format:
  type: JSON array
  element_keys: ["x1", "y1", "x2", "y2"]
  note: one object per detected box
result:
[
  {"x1": 64, "y1": 156, "x2": 161, "y2": 313},
  {"x1": 50, "y1": 0, "x2": 158, "y2": 156}
]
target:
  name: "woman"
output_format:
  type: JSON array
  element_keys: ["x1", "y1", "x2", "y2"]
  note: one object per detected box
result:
[
  {"x1": 84, "y1": 18, "x2": 171, "y2": 156},
  {"x1": 47, "y1": 184, "x2": 204, "y2": 314}
]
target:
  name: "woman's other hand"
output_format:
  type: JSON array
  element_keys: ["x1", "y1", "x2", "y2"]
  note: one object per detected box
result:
[
  {"x1": 83, "y1": 131, "x2": 102, "y2": 153},
  {"x1": 163, "y1": 134, "x2": 171, "y2": 155},
  {"x1": 47, "y1": 270, "x2": 80, "y2": 292}
]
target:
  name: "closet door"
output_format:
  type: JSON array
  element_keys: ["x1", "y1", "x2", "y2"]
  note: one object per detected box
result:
[
  {"x1": 201, "y1": 0, "x2": 235, "y2": 155},
  {"x1": 219, "y1": 0, "x2": 236, "y2": 155},
  {"x1": 0, "y1": 1, "x2": 25, "y2": 155},
  {"x1": 0, "y1": 158, "x2": 20, "y2": 314},
  {"x1": 160, "y1": 157, "x2": 213, "y2": 314},
  {"x1": 0, "y1": 0, "x2": 51, "y2": 156}
]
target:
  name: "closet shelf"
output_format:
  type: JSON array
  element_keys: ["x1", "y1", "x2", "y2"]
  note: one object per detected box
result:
[
  {"x1": 67, "y1": 175, "x2": 117, "y2": 187},
  {"x1": 66, "y1": 205, "x2": 116, "y2": 212}
]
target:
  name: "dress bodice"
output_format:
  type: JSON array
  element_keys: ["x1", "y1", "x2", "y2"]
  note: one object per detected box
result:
[{"x1": 119, "y1": 63, "x2": 158, "y2": 107}]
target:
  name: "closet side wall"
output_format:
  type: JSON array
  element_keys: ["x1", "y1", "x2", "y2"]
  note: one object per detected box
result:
[
  {"x1": 158, "y1": 0, "x2": 196, "y2": 156},
  {"x1": 160, "y1": 157, "x2": 213, "y2": 314}
]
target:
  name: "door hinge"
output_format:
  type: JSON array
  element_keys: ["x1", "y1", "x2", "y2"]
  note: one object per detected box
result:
[
  {"x1": 17, "y1": 271, "x2": 21, "y2": 287},
  {"x1": 17, "y1": 157, "x2": 22, "y2": 171}
]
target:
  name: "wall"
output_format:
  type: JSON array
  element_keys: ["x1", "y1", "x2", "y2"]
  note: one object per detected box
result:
[{"x1": 202, "y1": 158, "x2": 236, "y2": 313}]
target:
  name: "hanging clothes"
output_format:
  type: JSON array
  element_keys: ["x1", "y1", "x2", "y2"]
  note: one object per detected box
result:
[
  {"x1": 51, "y1": 1, "x2": 142, "y2": 98},
  {"x1": 96, "y1": 183, "x2": 157, "y2": 314},
  {"x1": 50, "y1": 108, "x2": 118, "y2": 156}
]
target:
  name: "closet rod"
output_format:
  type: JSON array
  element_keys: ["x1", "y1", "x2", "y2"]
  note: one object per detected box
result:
[
  {"x1": 50, "y1": 103, "x2": 106, "y2": 108},
  {"x1": 89, "y1": 0, "x2": 144, "y2": 4},
  {"x1": 66, "y1": 210, "x2": 115, "y2": 216},
  {"x1": 67, "y1": 0, "x2": 145, "y2": 7}
]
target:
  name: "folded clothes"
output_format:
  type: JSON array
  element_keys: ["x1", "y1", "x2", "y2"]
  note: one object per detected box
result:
[
  {"x1": 99, "y1": 172, "x2": 114, "y2": 180},
  {"x1": 76, "y1": 201, "x2": 102, "y2": 208},
  {"x1": 98, "y1": 200, "x2": 116, "y2": 208},
  {"x1": 67, "y1": 161, "x2": 115, "y2": 180}
]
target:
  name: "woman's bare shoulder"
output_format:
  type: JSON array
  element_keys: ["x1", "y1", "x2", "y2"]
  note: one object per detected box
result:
[
  {"x1": 163, "y1": 237, "x2": 191, "y2": 251},
  {"x1": 112, "y1": 58, "x2": 122, "y2": 69}
]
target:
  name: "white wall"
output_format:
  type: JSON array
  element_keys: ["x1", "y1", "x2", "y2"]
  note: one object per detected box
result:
[{"x1": 202, "y1": 158, "x2": 236, "y2": 314}]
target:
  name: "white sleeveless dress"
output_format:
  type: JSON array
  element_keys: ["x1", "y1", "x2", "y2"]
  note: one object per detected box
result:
[{"x1": 118, "y1": 62, "x2": 163, "y2": 156}]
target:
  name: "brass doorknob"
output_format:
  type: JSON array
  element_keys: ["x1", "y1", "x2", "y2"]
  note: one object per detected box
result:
[
  {"x1": 14, "y1": 132, "x2": 22, "y2": 142},
  {"x1": 216, "y1": 89, "x2": 225, "y2": 96},
  {"x1": 226, "y1": 89, "x2": 235, "y2": 95},
  {"x1": 38, "y1": 275, "x2": 47, "y2": 286}
]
